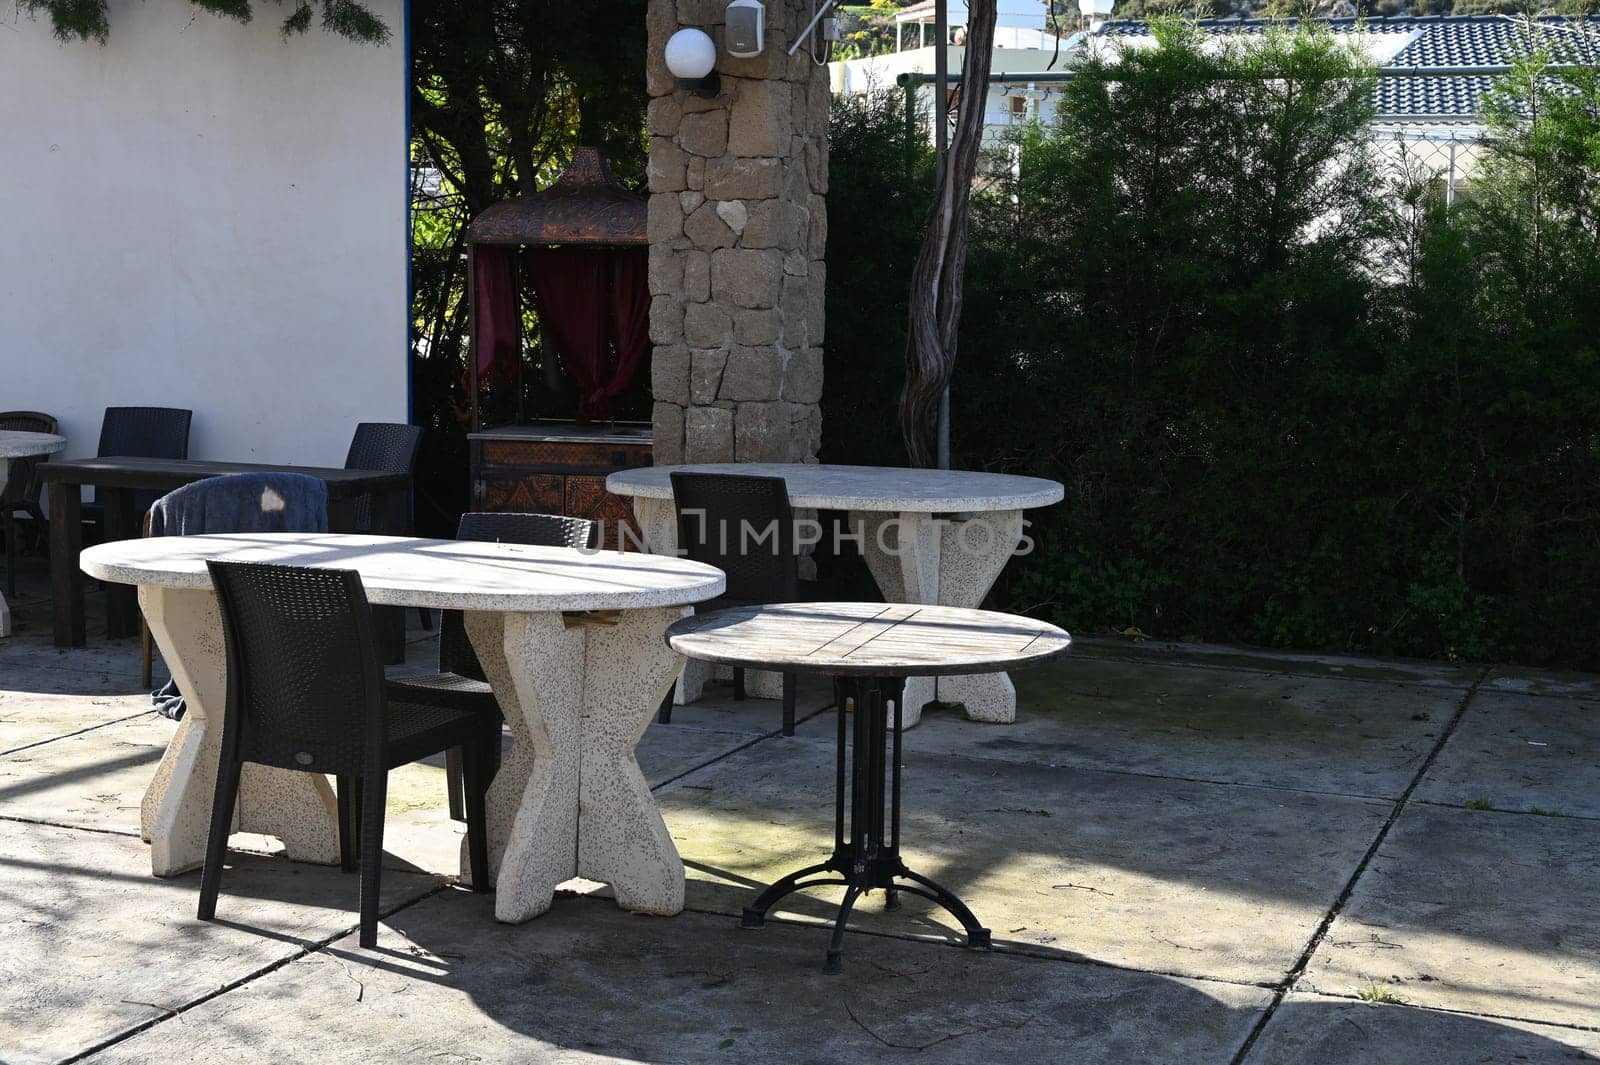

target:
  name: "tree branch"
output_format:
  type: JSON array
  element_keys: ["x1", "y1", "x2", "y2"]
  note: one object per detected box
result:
[{"x1": 901, "y1": 0, "x2": 999, "y2": 467}]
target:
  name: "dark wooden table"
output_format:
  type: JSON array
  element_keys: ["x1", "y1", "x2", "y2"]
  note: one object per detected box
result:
[{"x1": 42, "y1": 457, "x2": 411, "y2": 650}]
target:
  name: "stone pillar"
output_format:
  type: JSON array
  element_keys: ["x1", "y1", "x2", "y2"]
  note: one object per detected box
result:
[{"x1": 647, "y1": 0, "x2": 827, "y2": 465}]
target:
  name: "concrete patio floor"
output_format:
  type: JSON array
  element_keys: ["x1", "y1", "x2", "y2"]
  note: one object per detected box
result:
[{"x1": 1, "y1": 562, "x2": 1597, "y2": 1063}]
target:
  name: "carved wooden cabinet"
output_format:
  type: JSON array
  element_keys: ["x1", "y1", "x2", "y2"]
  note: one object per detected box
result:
[{"x1": 468, "y1": 424, "x2": 651, "y2": 550}]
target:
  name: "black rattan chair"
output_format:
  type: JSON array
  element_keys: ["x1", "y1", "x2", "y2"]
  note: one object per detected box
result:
[
  {"x1": 0, "y1": 411, "x2": 58, "y2": 598},
  {"x1": 387, "y1": 512, "x2": 599, "y2": 821},
  {"x1": 664, "y1": 472, "x2": 799, "y2": 735},
  {"x1": 199, "y1": 560, "x2": 498, "y2": 947},
  {"x1": 345, "y1": 422, "x2": 426, "y2": 635},
  {"x1": 343, "y1": 422, "x2": 423, "y2": 533},
  {"x1": 89, "y1": 406, "x2": 193, "y2": 521}
]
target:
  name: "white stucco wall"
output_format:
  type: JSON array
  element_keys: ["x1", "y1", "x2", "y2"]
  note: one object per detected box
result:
[{"x1": 0, "y1": 0, "x2": 408, "y2": 473}]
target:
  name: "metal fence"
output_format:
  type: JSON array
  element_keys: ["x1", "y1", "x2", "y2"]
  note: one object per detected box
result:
[{"x1": 1371, "y1": 124, "x2": 1484, "y2": 208}]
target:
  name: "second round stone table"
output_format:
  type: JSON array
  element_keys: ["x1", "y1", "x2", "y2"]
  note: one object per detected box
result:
[
  {"x1": 608, "y1": 462, "x2": 1064, "y2": 726},
  {"x1": 80, "y1": 533, "x2": 724, "y2": 923},
  {"x1": 0, "y1": 429, "x2": 67, "y2": 637}
]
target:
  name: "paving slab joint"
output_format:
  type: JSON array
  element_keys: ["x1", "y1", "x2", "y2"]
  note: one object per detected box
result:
[
  {"x1": 1225, "y1": 664, "x2": 1494, "y2": 1065},
  {"x1": 0, "y1": 709, "x2": 160, "y2": 759},
  {"x1": 55, "y1": 880, "x2": 454, "y2": 1064},
  {"x1": 0, "y1": 813, "x2": 143, "y2": 840},
  {"x1": 647, "y1": 699, "x2": 836, "y2": 794}
]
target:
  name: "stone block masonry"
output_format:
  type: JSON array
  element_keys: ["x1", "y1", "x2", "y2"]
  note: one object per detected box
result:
[{"x1": 647, "y1": 0, "x2": 827, "y2": 465}]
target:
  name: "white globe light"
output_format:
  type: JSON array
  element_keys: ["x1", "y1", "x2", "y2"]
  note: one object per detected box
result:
[
  {"x1": 1079, "y1": 0, "x2": 1115, "y2": 14},
  {"x1": 665, "y1": 28, "x2": 718, "y2": 81}
]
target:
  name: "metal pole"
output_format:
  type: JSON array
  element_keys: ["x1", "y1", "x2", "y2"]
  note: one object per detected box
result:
[
  {"x1": 467, "y1": 242, "x2": 480, "y2": 432},
  {"x1": 935, "y1": 2, "x2": 949, "y2": 162},
  {"x1": 1447, "y1": 139, "x2": 1458, "y2": 209},
  {"x1": 904, "y1": 75, "x2": 917, "y2": 189},
  {"x1": 787, "y1": 0, "x2": 841, "y2": 56},
  {"x1": 933, "y1": 0, "x2": 951, "y2": 469}
]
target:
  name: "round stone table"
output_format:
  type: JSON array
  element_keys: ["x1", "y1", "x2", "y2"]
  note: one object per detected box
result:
[
  {"x1": 607, "y1": 463, "x2": 1063, "y2": 726},
  {"x1": 668, "y1": 602, "x2": 1071, "y2": 972},
  {"x1": 80, "y1": 533, "x2": 724, "y2": 923},
  {"x1": 0, "y1": 430, "x2": 67, "y2": 637}
]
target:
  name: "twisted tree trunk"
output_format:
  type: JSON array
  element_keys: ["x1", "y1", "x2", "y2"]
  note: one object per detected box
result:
[{"x1": 900, "y1": 0, "x2": 998, "y2": 468}]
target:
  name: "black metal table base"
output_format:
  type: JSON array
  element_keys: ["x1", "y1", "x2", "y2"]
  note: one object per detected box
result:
[{"x1": 739, "y1": 675, "x2": 990, "y2": 973}]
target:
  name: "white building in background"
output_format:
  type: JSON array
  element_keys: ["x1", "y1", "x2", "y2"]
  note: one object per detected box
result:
[
  {"x1": 0, "y1": 2, "x2": 408, "y2": 471},
  {"x1": 830, "y1": 0, "x2": 1080, "y2": 141},
  {"x1": 1086, "y1": 16, "x2": 1600, "y2": 198},
  {"x1": 891, "y1": 0, "x2": 1066, "y2": 51},
  {"x1": 835, "y1": 11, "x2": 1600, "y2": 201}
]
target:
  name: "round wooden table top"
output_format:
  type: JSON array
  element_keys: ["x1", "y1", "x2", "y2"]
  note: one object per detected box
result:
[
  {"x1": 607, "y1": 463, "x2": 1064, "y2": 514},
  {"x1": 666, "y1": 602, "x2": 1071, "y2": 677},
  {"x1": 79, "y1": 533, "x2": 726, "y2": 613},
  {"x1": 0, "y1": 430, "x2": 67, "y2": 460}
]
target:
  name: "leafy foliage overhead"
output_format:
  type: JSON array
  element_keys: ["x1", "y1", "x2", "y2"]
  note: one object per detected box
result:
[
  {"x1": 20, "y1": 0, "x2": 391, "y2": 43},
  {"x1": 407, "y1": 0, "x2": 648, "y2": 534}
]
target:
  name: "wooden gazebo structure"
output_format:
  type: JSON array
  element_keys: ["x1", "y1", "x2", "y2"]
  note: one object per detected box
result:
[
  {"x1": 463, "y1": 147, "x2": 652, "y2": 542},
  {"x1": 465, "y1": 146, "x2": 648, "y2": 430}
]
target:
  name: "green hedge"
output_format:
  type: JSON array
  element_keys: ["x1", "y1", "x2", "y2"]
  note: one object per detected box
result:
[{"x1": 823, "y1": 22, "x2": 1600, "y2": 668}]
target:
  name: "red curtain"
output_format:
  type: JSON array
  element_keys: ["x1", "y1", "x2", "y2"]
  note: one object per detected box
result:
[
  {"x1": 469, "y1": 246, "x2": 521, "y2": 390},
  {"x1": 524, "y1": 248, "x2": 611, "y2": 422},
  {"x1": 523, "y1": 246, "x2": 651, "y2": 424},
  {"x1": 607, "y1": 248, "x2": 651, "y2": 414}
]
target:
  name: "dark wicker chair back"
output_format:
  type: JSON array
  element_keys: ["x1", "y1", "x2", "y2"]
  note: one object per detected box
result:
[
  {"x1": 97, "y1": 406, "x2": 192, "y2": 460},
  {"x1": 670, "y1": 472, "x2": 798, "y2": 608},
  {"x1": 0, "y1": 411, "x2": 59, "y2": 598},
  {"x1": 344, "y1": 422, "x2": 423, "y2": 474},
  {"x1": 343, "y1": 422, "x2": 423, "y2": 534},
  {"x1": 94, "y1": 406, "x2": 193, "y2": 510},
  {"x1": 208, "y1": 560, "x2": 383, "y2": 777},
  {"x1": 438, "y1": 512, "x2": 600, "y2": 682},
  {"x1": 0, "y1": 411, "x2": 58, "y2": 510}
]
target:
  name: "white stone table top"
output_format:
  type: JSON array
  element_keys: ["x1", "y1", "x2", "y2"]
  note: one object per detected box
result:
[
  {"x1": 667, "y1": 602, "x2": 1071, "y2": 677},
  {"x1": 0, "y1": 430, "x2": 67, "y2": 460},
  {"x1": 607, "y1": 463, "x2": 1063, "y2": 514},
  {"x1": 80, "y1": 533, "x2": 726, "y2": 613}
]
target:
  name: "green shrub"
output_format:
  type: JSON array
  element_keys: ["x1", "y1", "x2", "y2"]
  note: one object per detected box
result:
[
  {"x1": 824, "y1": 20, "x2": 1600, "y2": 668},
  {"x1": 820, "y1": 87, "x2": 932, "y2": 468}
]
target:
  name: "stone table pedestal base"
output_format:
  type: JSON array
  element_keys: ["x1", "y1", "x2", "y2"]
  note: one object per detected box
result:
[
  {"x1": 466, "y1": 606, "x2": 687, "y2": 923},
  {"x1": 854, "y1": 510, "x2": 1025, "y2": 728}
]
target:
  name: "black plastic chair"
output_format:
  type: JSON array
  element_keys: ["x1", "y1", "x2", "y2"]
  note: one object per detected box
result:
[
  {"x1": 0, "y1": 411, "x2": 57, "y2": 598},
  {"x1": 663, "y1": 472, "x2": 799, "y2": 735},
  {"x1": 343, "y1": 422, "x2": 423, "y2": 534},
  {"x1": 345, "y1": 422, "x2": 426, "y2": 635},
  {"x1": 198, "y1": 560, "x2": 498, "y2": 947},
  {"x1": 387, "y1": 512, "x2": 599, "y2": 821},
  {"x1": 89, "y1": 406, "x2": 193, "y2": 521}
]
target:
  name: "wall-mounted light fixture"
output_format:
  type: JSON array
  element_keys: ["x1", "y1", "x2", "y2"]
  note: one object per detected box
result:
[{"x1": 665, "y1": 27, "x2": 721, "y2": 98}]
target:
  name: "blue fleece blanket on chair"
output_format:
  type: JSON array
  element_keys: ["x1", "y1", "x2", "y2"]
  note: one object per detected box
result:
[{"x1": 151, "y1": 473, "x2": 329, "y2": 719}]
